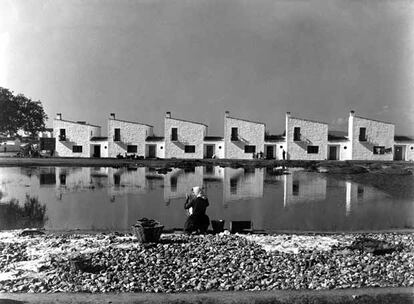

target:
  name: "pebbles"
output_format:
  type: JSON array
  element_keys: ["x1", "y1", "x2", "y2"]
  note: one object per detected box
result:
[{"x1": 0, "y1": 231, "x2": 413, "y2": 293}]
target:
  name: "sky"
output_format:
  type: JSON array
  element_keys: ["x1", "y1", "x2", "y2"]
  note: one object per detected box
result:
[{"x1": 0, "y1": 0, "x2": 413, "y2": 136}]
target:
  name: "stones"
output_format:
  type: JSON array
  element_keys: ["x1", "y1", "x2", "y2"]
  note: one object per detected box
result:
[{"x1": 0, "y1": 231, "x2": 413, "y2": 293}]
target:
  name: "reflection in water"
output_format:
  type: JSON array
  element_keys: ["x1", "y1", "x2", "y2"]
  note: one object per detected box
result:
[
  {"x1": 0, "y1": 195, "x2": 47, "y2": 230},
  {"x1": 0, "y1": 166, "x2": 412, "y2": 232}
]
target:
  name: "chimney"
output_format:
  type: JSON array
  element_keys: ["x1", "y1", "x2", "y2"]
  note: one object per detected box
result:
[
  {"x1": 110, "y1": 113, "x2": 115, "y2": 119},
  {"x1": 350, "y1": 110, "x2": 355, "y2": 117},
  {"x1": 56, "y1": 113, "x2": 62, "y2": 120},
  {"x1": 225, "y1": 111, "x2": 230, "y2": 118},
  {"x1": 166, "y1": 111, "x2": 171, "y2": 118},
  {"x1": 286, "y1": 111, "x2": 291, "y2": 118}
]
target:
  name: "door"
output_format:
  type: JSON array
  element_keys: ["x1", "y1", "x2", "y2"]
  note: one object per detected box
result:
[
  {"x1": 93, "y1": 145, "x2": 101, "y2": 158},
  {"x1": 206, "y1": 145, "x2": 214, "y2": 158},
  {"x1": 266, "y1": 146, "x2": 274, "y2": 159},
  {"x1": 394, "y1": 146, "x2": 404, "y2": 161},
  {"x1": 328, "y1": 146, "x2": 338, "y2": 160},
  {"x1": 148, "y1": 145, "x2": 156, "y2": 158}
]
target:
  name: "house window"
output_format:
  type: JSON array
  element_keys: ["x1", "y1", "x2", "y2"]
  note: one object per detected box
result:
[
  {"x1": 373, "y1": 146, "x2": 385, "y2": 154},
  {"x1": 184, "y1": 145, "x2": 195, "y2": 153},
  {"x1": 231, "y1": 128, "x2": 238, "y2": 141},
  {"x1": 244, "y1": 145, "x2": 256, "y2": 153},
  {"x1": 359, "y1": 127, "x2": 367, "y2": 141},
  {"x1": 127, "y1": 145, "x2": 137, "y2": 153},
  {"x1": 294, "y1": 127, "x2": 301, "y2": 141},
  {"x1": 114, "y1": 128, "x2": 121, "y2": 141},
  {"x1": 72, "y1": 145, "x2": 83, "y2": 153},
  {"x1": 307, "y1": 146, "x2": 319, "y2": 154},
  {"x1": 59, "y1": 129, "x2": 66, "y2": 141},
  {"x1": 171, "y1": 128, "x2": 178, "y2": 141},
  {"x1": 230, "y1": 178, "x2": 238, "y2": 195},
  {"x1": 170, "y1": 176, "x2": 177, "y2": 192}
]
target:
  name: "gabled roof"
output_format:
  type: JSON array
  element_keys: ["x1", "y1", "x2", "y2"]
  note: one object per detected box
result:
[
  {"x1": 264, "y1": 134, "x2": 284, "y2": 142},
  {"x1": 353, "y1": 115, "x2": 394, "y2": 125},
  {"x1": 204, "y1": 136, "x2": 223, "y2": 141},
  {"x1": 109, "y1": 118, "x2": 153, "y2": 128},
  {"x1": 394, "y1": 135, "x2": 414, "y2": 142},
  {"x1": 226, "y1": 116, "x2": 265, "y2": 125},
  {"x1": 54, "y1": 119, "x2": 101, "y2": 128},
  {"x1": 289, "y1": 116, "x2": 328, "y2": 125},
  {"x1": 146, "y1": 136, "x2": 165, "y2": 142},
  {"x1": 166, "y1": 117, "x2": 208, "y2": 127},
  {"x1": 90, "y1": 137, "x2": 108, "y2": 141}
]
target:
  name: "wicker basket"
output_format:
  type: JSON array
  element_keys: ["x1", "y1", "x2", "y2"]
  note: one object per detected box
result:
[{"x1": 131, "y1": 223, "x2": 164, "y2": 243}]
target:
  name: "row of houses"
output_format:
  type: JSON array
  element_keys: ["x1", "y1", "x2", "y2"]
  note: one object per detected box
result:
[{"x1": 52, "y1": 110, "x2": 414, "y2": 161}]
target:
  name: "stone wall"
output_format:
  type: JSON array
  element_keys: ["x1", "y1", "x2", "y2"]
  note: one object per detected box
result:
[
  {"x1": 108, "y1": 119, "x2": 153, "y2": 158},
  {"x1": 349, "y1": 115, "x2": 394, "y2": 161},
  {"x1": 164, "y1": 118, "x2": 206, "y2": 159},
  {"x1": 53, "y1": 119, "x2": 101, "y2": 157},
  {"x1": 224, "y1": 117, "x2": 265, "y2": 159},
  {"x1": 286, "y1": 116, "x2": 328, "y2": 160}
]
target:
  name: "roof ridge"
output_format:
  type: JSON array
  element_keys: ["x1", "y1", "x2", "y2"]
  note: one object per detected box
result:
[{"x1": 110, "y1": 118, "x2": 153, "y2": 127}]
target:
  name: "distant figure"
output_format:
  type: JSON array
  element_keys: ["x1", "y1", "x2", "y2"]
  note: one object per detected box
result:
[
  {"x1": 184, "y1": 186, "x2": 210, "y2": 234},
  {"x1": 282, "y1": 149, "x2": 286, "y2": 161},
  {"x1": 259, "y1": 151, "x2": 264, "y2": 159}
]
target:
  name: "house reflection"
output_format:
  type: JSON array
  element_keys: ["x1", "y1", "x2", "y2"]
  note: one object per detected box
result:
[
  {"x1": 223, "y1": 168, "x2": 264, "y2": 203},
  {"x1": 163, "y1": 167, "x2": 204, "y2": 202},
  {"x1": 283, "y1": 172, "x2": 327, "y2": 207}
]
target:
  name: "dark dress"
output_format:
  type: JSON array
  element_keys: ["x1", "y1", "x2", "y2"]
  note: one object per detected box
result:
[{"x1": 184, "y1": 196, "x2": 210, "y2": 234}]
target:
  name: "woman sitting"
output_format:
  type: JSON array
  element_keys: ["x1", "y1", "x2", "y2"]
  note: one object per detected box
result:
[{"x1": 184, "y1": 186, "x2": 210, "y2": 234}]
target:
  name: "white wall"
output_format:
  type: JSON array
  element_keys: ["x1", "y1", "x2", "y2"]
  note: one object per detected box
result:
[
  {"x1": 108, "y1": 119, "x2": 153, "y2": 157},
  {"x1": 164, "y1": 117, "x2": 206, "y2": 159},
  {"x1": 224, "y1": 116, "x2": 265, "y2": 159},
  {"x1": 327, "y1": 141, "x2": 351, "y2": 160},
  {"x1": 349, "y1": 114, "x2": 395, "y2": 160},
  {"x1": 203, "y1": 141, "x2": 225, "y2": 158},
  {"x1": 145, "y1": 142, "x2": 165, "y2": 158},
  {"x1": 286, "y1": 115, "x2": 328, "y2": 160},
  {"x1": 53, "y1": 119, "x2": 101, "y2": 158}
]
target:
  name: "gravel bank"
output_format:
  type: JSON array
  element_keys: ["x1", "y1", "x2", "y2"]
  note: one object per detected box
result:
[{"x1": 0, "y1": 231, "x2": 413, "y2": 293}]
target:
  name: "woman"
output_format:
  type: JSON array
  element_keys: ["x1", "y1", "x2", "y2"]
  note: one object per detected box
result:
[{"x1": 184, "y1": 186, "x2": 210, "y2": 234}]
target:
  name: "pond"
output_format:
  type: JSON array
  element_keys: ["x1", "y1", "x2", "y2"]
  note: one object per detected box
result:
[{"x1": 0, "y1": 166, "x2": 413, "y2": 232}]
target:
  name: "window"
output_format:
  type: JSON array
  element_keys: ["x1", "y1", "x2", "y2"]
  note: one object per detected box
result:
[
  {"x1": 373, "y1": 146, "x2": 385, "y2": 155},
  {"x1": 114, "y1": 128, "x2": 121, "y2": 141},
  {"x1": 294, "y1": 127, "x2": 301, "y2": 141},
  {"x1": 231, "y1": 128, "x2": 238, "y2": 141},
  {"x1": 307, "y1": 146, "x2": 319, "y2": 154},
  {"x1": 171, "y1": 128, "x2": 178, "y2": 141},
  {"x1": 244, "y1": 145, "x2": 256, "y2": 153},
  {"x1": 114, "y1": 174, "x2": 120, "y2": 186},
  {"x1": 359, "y1": 127, "x2": 367, "y2": 141},
  {"x1": 127, "y1": 145, "x2": 137, "y2": 153},
  {"x1": 72, "y1": 145, "x2": 83, "y2": 153},
  {"x1": 59, "y1": 129, "x2": 66, "y2": 141},
  {"x1": 230, "y1": 178, "x2": 238, "y2": 195},
  {"x1": 184, "y1": 145, "x2": 195, "y2": 153},
  {"x1": 170, "y1": 176, "x2": 177, "y2": 192}
]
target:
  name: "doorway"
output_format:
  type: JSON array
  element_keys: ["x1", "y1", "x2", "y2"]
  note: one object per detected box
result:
[
  {"x1": 205, "y1": 145, "x2": 214, "y2": 158},
  {"x1": 147, "y1": 145, "x2": 156, "y2": 158},
  {"x1": 328, "y1": 145, "x2": 339, "y2": 160},
  {"x1": 394, "y1": 146, "x2": 404, "y2": 161},
  {"x1": 265, "y1": 145, "x2": 275, "y2": 159},
  {"x1": 93, "y1": 145, "x2": 101, "y2": 158}
]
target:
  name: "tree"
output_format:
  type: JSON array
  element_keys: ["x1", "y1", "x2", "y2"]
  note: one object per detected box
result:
[{"x1": 0, "y1": 87, "x2": 48, "y2": 137}]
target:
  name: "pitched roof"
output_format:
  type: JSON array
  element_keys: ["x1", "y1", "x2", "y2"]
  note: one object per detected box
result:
[
  {"x1": 146, "y1": 136, "x2": 165, "y2": 142},
  {"x1": 289, "y1": 116, "x2": 328, "y2": 125},
  {"x1": 109, "y1": 118, "x2": 153, "y2": 127},
  {"x1": 166, "y1": 117, "x2": 208, "y2": 127},
  {"x1": 328, "y1": 130, "x2": 349, "y2": 142},
  {"x1": 226, "y1": 116, "x2": 265, "y2": 125},
  {"x1": 54, "y1": 119, "x2": 101, "y2": 128},
  {"x1": 90, "y1": 137, "x2": 108, "y2": 141},
  {"x1": 204, "y1": 136, "x2": 223, "y2": 141},
  {"x1": 264, "y1": 134, "x2": 284, "y2": 142},
  {"x1": 354, "y1": 115, "x2": 394, "y2": 125},
  {"x1": 394, "y1": 135, "x2": 414, "y2": 142}
]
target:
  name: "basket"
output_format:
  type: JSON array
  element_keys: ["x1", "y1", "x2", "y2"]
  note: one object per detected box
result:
[{"x1": 131, "y1": 222, "x2": 164, "y2": 243}]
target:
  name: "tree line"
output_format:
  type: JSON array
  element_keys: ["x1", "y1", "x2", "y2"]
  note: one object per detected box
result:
[{"x1": 0, "y1": 87, "x2": 48, "y2": 137}]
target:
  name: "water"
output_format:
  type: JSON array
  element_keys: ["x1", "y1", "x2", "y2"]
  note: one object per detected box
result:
[{"x1": 0, "y1": 166, "x2": 413, "y2": 232}]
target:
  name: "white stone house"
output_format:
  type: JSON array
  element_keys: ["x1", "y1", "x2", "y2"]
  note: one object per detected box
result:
[
  {"x1": 164, "y1": 112, "x2": 207, "y2": 159},
  {"x1": 264, "y1": 134, "x2": 285, "y2": 160},
  {"x1": 53, "y1": 113, "x2": 101, "y2": 157},
  {"x1": 394, "y1": 136, "x2": 414, "y2": 161},
  {"x1": 108, "y1": 113, "x2": 154, "y2": 158},
  {"x1": 203, "y1": 136, "x2": 224, "y2": 159},
  {"x1": 285, "y1": 112, "x2": 328, "y2": 160},
  {"x1": 145, "y1": 136, "x2": 165, "y2": 159},
  {"x1": 327, "y1": 131, "x2": 351, "y2": 160},
  {"x1": 224, "y1": 111, "x2": 265, "y2": 159},
  {"x1": 348, "y1": 111, "x2": 395, "y2": 161}
]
